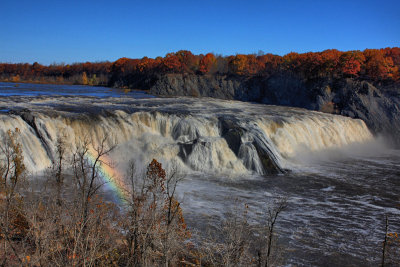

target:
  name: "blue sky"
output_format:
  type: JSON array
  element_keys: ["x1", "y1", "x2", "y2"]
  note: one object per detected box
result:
[{"x1": 0, "y1": 0, "x2": 399, "y2": 65}]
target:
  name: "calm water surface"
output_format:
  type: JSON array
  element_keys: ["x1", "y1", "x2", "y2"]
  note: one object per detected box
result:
[{"x1": 0, "y1": 82, "x2": 154, "y2": 98}]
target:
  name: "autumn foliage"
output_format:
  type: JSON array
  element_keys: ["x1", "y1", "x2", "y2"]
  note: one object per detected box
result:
[{"x1": 0, "y1": 48, "x2": 399, "y2": 89}]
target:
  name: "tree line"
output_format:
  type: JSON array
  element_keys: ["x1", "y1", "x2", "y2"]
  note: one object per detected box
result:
[{"x1": 0, "y1": 48, "x2": 399, "y2": 88}]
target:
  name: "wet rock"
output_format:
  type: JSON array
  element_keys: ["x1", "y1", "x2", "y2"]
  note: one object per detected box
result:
[
  {"x1": 219, "y1": 118, "x2": 245, "y2": 155},
  {"x1": 219, "y1": 118, "x2": 283, "y2": 174},
  {"x1": 149, "y1": 73, "x2": 400, "y2": 146},
  {"x1": 178, "y1": 139, "x2": 196, "y2": 159}
]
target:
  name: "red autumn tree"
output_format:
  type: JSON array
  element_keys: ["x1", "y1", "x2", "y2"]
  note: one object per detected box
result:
[
  {"x1": 199, "y1": 53, "x2": 216, "y2": 74},
  {"x1": 363, "y1": 49, "x2": 397, "y2": 80},
  {"x1": 383, "y1": 47, "x2": 400, "y2": 67},
  {"x1": 162, "y1": 53, "x2": 182, "y2": 73},
  {"x1": 137, "y1": 57, "x2": 159, "y2": 73},
  {"x1": 340, "y1": 50, "x2": 365, "y2": 77},
  {"x1": 175, "y1": 50, "x2": 198, "y2": 73},
  {"x1": 319, "y1": 49, "x2": 342, "y2": 76}
]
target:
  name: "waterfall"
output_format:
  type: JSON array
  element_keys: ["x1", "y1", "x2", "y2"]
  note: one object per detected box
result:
[{"x1": 0, "y1": 100, "x2": 373, "y2": 176}]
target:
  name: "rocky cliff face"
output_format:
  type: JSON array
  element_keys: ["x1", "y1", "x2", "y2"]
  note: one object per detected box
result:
[{"x1": 150, "y1": 73, "x2": 400, "y2": 146}]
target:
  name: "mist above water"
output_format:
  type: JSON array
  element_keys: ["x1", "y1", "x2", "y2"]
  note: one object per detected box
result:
[{"x1": 0, "y1": 94, "x2": 373, "y2": 176}]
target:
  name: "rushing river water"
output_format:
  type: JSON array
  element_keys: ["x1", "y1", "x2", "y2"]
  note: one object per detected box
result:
[
  {"x1": 179, "y1": 147, "x2": 400, "y2": 266},
  {"x1": 0, "y1": 82, "x2": 399, "y2": 266}
]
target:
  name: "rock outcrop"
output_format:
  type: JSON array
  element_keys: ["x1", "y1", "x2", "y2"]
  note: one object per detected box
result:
[{"x1": 150, "y1": 73, "x2": 400, "y2": 146}]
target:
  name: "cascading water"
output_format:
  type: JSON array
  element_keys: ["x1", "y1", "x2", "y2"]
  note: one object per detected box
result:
[
  {"x1": 0, "y1": 96, "x2": 373, "y2": 175},
  {"x1": 1, "y1": 83, "x2": 397, "y2": 266}
]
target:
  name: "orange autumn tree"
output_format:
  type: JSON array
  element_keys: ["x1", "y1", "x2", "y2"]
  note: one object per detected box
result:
[
  {"x1": 319, "y1": 49, "x2": 342, "y2": 77},
  {"x1": 175, "y1": 50, "x2": 199, "y2": 73},
  {"x1": 383, "y1": 47, "x2": 400, "y2": 80},
  {"x1": 339, "y1": 50, "x2": 365, "y2": 77},
  {"x1": 258, "y1": 53, "x2": 283, "y2": 77},
  {"x1": 161, "y1": 50, "x2": 199, "y2": 74},
  {"x1": 199, "y1": 53, "x2": 216, "y2": 74},
  {"x1": 229, "y1": 54, "x2": 249, "y2": 75},
  {"x1": 282, "y1": 52, "x2": 302, "y2": 73},
  {"x1": 162, "y1": 53, "x2": 183, "y2": 73},
  {"x1": 292, "y1": 52, "x2": 324, "y2": 78},
  {"x1": 364, "y1": 49, "x2": 398, "y2": 80},
  {"x1": 246, "y1": 54, "x2": 261, "y2": 76},
  {"x1": 137, "y1": 57, "x2": 160, "y2": 73}
]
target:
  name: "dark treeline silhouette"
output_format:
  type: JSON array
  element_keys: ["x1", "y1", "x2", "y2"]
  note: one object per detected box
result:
[{"x1": 1, "y1": 48, "x2": 399, "y2": 88}]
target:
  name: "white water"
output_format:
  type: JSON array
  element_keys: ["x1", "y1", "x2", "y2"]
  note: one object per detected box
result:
[
  {"x1": 0, "y1": 84, "x2": 397, "y2": 266},
  {"x1": 0, "y1": 96, "x2": 373, "y2": 176}
]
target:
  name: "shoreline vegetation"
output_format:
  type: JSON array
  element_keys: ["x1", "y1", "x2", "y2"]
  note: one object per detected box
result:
[
  {"x1": 1, "y1": 48, "x2": 399, "y2": 90},
  {"x1": 0, "y1": 130, "x2": 289, "y2": 266},
  {"x1": 1, "y1": 127, "x2": 399, "y2": 266}
]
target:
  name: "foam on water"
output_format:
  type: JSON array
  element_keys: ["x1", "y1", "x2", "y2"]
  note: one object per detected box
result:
[
  {"x1": 0, "y1": 97, "x2": 374, "y2": 176},
  {"x1": 1, "y1": 83, "x2": 396, "y2": 266}
]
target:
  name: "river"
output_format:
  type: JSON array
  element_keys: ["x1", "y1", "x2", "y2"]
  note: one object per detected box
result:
[{"x1": 0, "y1": 82, "x2": 399, "y2": 266}]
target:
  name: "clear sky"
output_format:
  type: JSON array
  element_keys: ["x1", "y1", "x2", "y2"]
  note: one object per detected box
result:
[{"x1": 0, "y1": 0, "x2": 399, "y2": 65}]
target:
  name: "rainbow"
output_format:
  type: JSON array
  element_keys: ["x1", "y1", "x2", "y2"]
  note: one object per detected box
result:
[{"x1": 86, "y1": 147, "x2": 129, "y2": 205}]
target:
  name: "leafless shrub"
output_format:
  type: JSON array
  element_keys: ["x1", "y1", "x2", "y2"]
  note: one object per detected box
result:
[
  {"x1": 119, "y1": 159, "x2": 189, "y2": 267},
  {"x1": 0, "y1": 129, "x2": 28, "y2": 266},
  {"x1": 0, "y1": 131, "x2": 288, "y2": 267}
]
